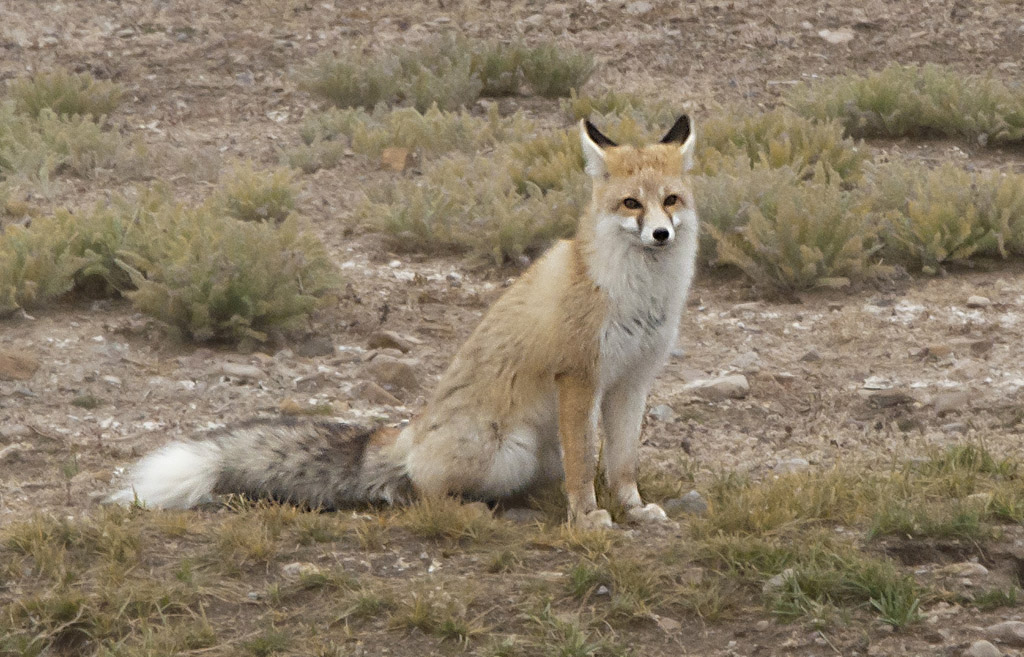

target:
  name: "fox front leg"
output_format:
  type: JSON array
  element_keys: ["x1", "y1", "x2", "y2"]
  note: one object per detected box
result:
[
  {"x1": 601, "y1": 376, "x2": 668, "y2": 525},
  {"x1": 556, "y1": 373, "x2": 613, "y2": 529}
]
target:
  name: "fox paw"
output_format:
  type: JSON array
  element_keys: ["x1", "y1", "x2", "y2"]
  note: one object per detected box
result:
[
  {"x1": 572, "y1": 509, "x2": 614, "y2": 530},
  {"x1": 624, "y1": 503, "x2": 668, "y2": 525}
]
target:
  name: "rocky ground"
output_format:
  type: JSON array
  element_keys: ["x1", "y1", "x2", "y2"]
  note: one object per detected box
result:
[{"x1": 3, "y1": 1, "x2": 1024, "y2": 656}]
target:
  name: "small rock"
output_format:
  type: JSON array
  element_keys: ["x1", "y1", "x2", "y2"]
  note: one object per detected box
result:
[
  {"x1": 293, "y1": 335, "x2": 335, "y2": 358},
  {"x1": 964, "y1": 640, "x2": 1001, "y2": 657},
  {"x1": 281, "y1": 562, "x2": 322, "y2": 579},
  {"x1": 663, "y1": 490, "x2": 708, "y2": 516},
  {"x1": 682, "y1": 374, "x2": 749, "y2": 401},
  {"x1": 728, "y1": 351, "x2": 761, "y2": 373},
  {"x1": 654, "y1": 614, "x2": 681, "y2": 633},
  {"x1": 0, "y1": 348, "x2": 39, "y2": 381},
  {"x1": 799, "y1": 350, "x2": 821, "y2": 362},
  {"x1": 755, "y1": 620, "x2": 771, "y2": 631},
  {"x1": 932, "y1": 390, "x2": 971, "y2": 414},
  {"x1": 941, "y1": 562, "x2": 989, "y2": 578},
  {"x1": 925, "y1": 344, "x2": 953, "y2": 358},
  {"x1": 0, "y1": 424, "x2": 32, "y2": 439},
  {"x1": 987, "y1": 620, "x2": 1024, "y2": 647},
  {"x1": 362, "y1": 355, "x2": 419, "y2": 391},
  {"x1": 941, "y1": 422, "x2": 968, "y2": 434},
  {"x1": 502, "y1": 508, "x2": 546, "y2": 524},
  {"x1": 859, "y1": 388, "x2": 916, "y2": 408},
  {"x1": 595, "y1": 584, "x2": 610, "y2": 596},
  {"x1": 774, "y1": 458, "x2": 810, "y2": 474},
  {"x1": 967, "y1": 295, "x2": 992, "y2": 308},
  {"x1": 367, "y1": 330, "x2": 420, "y2": 354},
  {"x1": 624, "y1": 0, "x2": 654, "y2": 14},
  {"x1": 0, "y1": 442, "x2": 29, "y2": 464},
  {"x1": 381, "y1": 147, "x2": 411, "y2": 172},
  {"x1": 818, "y1": 27, "x2": 854, "y2": 44},
  {"x1": 351, "y1": 381, "x2": 402, "y2": 406},
  {"x1": 101, "y1": 375, "x2": 122, "y2": 388},
  {"x1": 648, "y1": 404, "x2": 675, "y2": 422},
  {"x1": 220, "y1": 362, "x2": 264, "y2": 380},
  {"x1": 762, "y1": 568, "x2": 795, "y2": 595}
]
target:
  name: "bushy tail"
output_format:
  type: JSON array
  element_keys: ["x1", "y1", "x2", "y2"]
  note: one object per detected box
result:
[{"x1": 107, "y1": 420, "x2": 412, "y2": 510}]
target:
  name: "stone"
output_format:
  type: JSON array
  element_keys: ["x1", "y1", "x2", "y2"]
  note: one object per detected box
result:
[
  {"x1": 774, "y1": 458, "x2": 810, "y2": 474},
  {"x1": 818, "y1": 28, "x2": 854, "y2": 44},
  {"x1": 220, "y1": 362, "x2": 264, "y2": 380},
  {"x1": 0, "y1": 442, "x2": 29, "y2": 464},
  {"x1": 367, "y1": 330, "x2": 420, "y2": 354},
  {"x1": 648, "y1": 404, "x2": 675, "y2": 422},
  {"x1": 663, "y1": 490, "x2": 707, "y2": 516},
  {"x1": 682, "y1": 374, "x2": 749, "y2": 401},
  {"x1": 859, "y1": 388, "x2": 916, "y2": 408},
  {"x1": 0, "y1": 348, "x2": 38, "y2": 381},
  {"x1": 502, "y1": 508, "x2": 546, "y2": 524},
  {"x1": 967, "y1": 295, "x2": 992, "y2": 308},
  {"x1": 964, "y1": 640, "x2": 1001, "y2": 657},
  {"x1": 799, "y1": 350, "x2": 821, "y2": 362},
  {"x1": 987, "y1": 620, "x2": 1024, "y2": 647},
  {"x1": 362, "y1": 355, "x2": 419, "y2": 391},
  {"x1": 293, "y1": 335, "x2": 335, "y2": 358},
  {"x1": 728, "y1": 351, "x2": 761, "y2": 373},
  {"x1": 762, "y1": 568, "x2": 795, "y2": 595},
  {"x1": 381, "y1": 147, "x2": 411, "y2": 172},
  {"x1": 624, "y1": 0, "x2": 654, "y2": 15},
  {"x1": 941, "y1": 562, "x2": 989, "y2": 578},
  {"x1": 0, "y1": 424, "x2": 32, "y2": 439},
  {"x1": 281, "y1": 562, "x2": 322, "y2": 579},
  {"x1": 932, "y1": 391, "x2": 971, "y2": 414},
  {"x1": 351, "y1": 380, "x2": 402, "y2": 406}
]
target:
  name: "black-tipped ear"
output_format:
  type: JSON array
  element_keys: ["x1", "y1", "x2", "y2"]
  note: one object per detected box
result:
[
  {"x1": 584, "y1": 120, "x2": 617, "y2": 148},
  {"x1": 659, "y1": 115, "x2": 692, "y2": 145}
]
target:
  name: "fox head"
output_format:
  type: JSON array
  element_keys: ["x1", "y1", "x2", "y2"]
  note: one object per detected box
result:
[{"x1": 579, "y1": 116, "x2": 697, "y2": 250}]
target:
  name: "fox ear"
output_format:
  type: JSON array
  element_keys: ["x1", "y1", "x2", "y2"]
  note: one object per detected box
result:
[
  {"x1": 660, "y1": 115, "x2": 695, "y2": 172},
  {"x1": 579, "y1": 119, "x2": 616, "y2": 178}
]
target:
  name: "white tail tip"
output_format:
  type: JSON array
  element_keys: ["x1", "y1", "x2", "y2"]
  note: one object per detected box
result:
[{"x1": 107, "y1": 441, "x2": 222, "y2": 509}]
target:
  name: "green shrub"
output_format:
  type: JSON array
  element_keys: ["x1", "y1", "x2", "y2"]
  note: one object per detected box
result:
[
  {"x1": 122, "y1": 207, "x2": 339, "y2": 346},
  {"x1": 395, "y1": 36, "x2": 484, "y2": 112},
  {"x1": 215, "y1": 164, "x2": 298, "y2": 222},
  {"x1": 0, "y1": 105, "x2": 125, "y2": 180},
  {"x1": 360, "y1": 150, "x2": 585, "y2": 264},
  {"x1": 299, "y1": 52, "x2": 401, "y2": 110},
  {"x1": 8, "y1": 69, "x2": 124, "y2": 119},
  {"x1": 699, "y1": 108, "x2": 867, "y2": 183},
  {"x1": 296, "y1": 104, "x2": 537, "y2": 162},
  {"x1": 789, "y1": 64, "x2": 1024, "y2": 145},
  {"x1": 0, "y1": 213, "x2": 84, "y2": 314},
  {"x1": 520, "y1": 43, "x2": 594, "y2": 98},
  {"x1": 560, "y1": 89, "x2": 676, "y2": 125},
  {"x1": 865, "y1": 162, "x2": 1021, "y2": 273},
  {"x1": 470, "y1": 41, "x2": 527, "y2": 97},
  {"x1": 706, "y1": 166, "x2": 890, "y2": 292}
]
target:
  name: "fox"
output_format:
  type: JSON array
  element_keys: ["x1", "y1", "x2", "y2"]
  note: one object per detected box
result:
[{"x1": 109, "y1": 115, "x2": 699, "y2": 528}]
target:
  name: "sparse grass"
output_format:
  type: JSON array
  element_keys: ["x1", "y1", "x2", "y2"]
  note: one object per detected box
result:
[
  {"x1": 398, "y1": 497, "x2": 501, "y2": 543},
  {"x1": 243, "y1": 628, "x2": 290, "y2": 657},
  {"x1": 789, "y1": 64, "x2": 1024, "y2": 145},
  {"x1": 215, "y1": 163, "x2": 298, "y2": 223},
  {"x1": 8, "y1": 69, "x2": 124, "y2": 119},
  {"x1": 973, "y1": 587, "x2": 1019, "y2": 610},
  {"x1": 391, "y1": 586, "x2": 488, "y2": 645},
  {"x1": 519, "y1": 43, "x2": 595, "y2": 98}
]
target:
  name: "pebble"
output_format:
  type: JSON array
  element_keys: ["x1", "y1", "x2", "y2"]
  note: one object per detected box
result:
[
  {"x1": 648, "y1": 404, "x2": 675, "y2": 422},
  {"x1": 762, "y1": 568, "x2": 795, "y2": 595},
  {"x1": 987, "y1": 620, "x2": 1024, "y2": 647},
  {"x1": 0, "y1": 424, "x2": 32, "y2": 439},
  {"x1": 101, "y1": 375, "x2": 122, "y2": 388},
  {"x1": 728, "y1": 351, "x2": 761, "y2": 373},
  {"x1": 964, "y1": 640, "x2": 1001, "y2": 657},
  {"x1": 941, "y1": 562, "x2": 989, "y2": 578},
  {"x1": 932, "y1": 390, "x2": 971, "y2": 414},
  {"x1": 624, "y1": 0, "x2": 654, "y2": 14},
  {"x1": 682, "y1": 374, "x2": 749, "y2": 401},
  {"x1": 663, "y1": 490, "x2": 708, "y2": 516},
  {"x1": 351, "y1": 381, "x2": 402, "y2": 406},
  {"x1": 859, "y1": 388, "x2": 915, "y2": 408},
  {"x1": 281, "y1": 562, "x2": 323, "y2": 579},
  {"x1": 774, "y1": 458, "x2": 810, "y2": 474},
  {"x1": 367, "y1": 330, "x2": 419, "y2": 354},
  {"x1": 967, "y1": 295, "x2": 992, "y2": 308},
  {"x1": 219, "y1": 362, "x2": 264, "y2": 380},
  {"x1": 799, "y1": 350, "x2": 821, "y2": 362},
  {"x1": 361, "y1": 355, "x2": 419, "y2": 391}
]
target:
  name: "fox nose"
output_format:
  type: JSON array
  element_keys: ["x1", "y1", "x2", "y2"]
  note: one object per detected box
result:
[{"x1": 652, "y1": 228, "x2": 670, "y2": 243}]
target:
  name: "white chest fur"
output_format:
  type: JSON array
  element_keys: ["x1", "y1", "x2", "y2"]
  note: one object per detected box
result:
[{"x1": 591, "y1": 238, "x2": 696, "y2": 389}]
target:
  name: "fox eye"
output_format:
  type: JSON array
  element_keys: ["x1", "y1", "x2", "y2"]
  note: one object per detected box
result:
[
  {"x1": 622, "y1": 198, "x2": 642, "y2": 210},
  {"x1": 664, "y1": 194, "x2": 680, "y2": 206}
]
